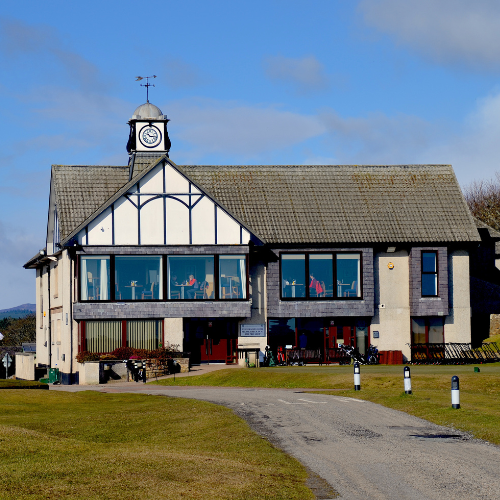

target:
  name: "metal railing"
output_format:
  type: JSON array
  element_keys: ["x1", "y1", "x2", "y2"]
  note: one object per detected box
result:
[{"x1": 409, "y1": 342, "x2": 500, "y2": 364}]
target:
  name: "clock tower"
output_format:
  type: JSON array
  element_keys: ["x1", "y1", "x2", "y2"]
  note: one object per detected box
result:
[{"x1": 126, "y1": 102, "x2": 171, "y2": 156}]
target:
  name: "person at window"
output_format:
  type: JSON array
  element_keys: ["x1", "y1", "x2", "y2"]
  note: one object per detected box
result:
[
  {"x1": 309, "y1": 274, "x2": 323, "y2": 297},
  {"x1": 186, "y1": 274, "x2": 199, "y2": 299}
]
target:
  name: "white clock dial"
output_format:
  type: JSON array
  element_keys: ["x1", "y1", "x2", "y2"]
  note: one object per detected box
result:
[{"x1": 139, "y1": 125, "x2": 162, "y2": 148}]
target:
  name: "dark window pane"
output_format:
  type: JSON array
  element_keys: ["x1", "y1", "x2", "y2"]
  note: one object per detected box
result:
[
  {"x1": 81, "y1": 256, "x2": 110, "y2": 301},
  {"x1": 281, "y1": 254, "x2": 306, "y2": 298},
  {"x1": 219, "y1": 255, "x2": 247, "y2": 299},
  {"x1": 168, "y1": 256, "x2": 214, "y2": 300},
  {"x1": 336, "y1": 254, "x2": 361, "y2": 297},
  {"x1": 309, "y1": 254, "x2": 333, "y2": 297},
  {"x1": 422, "y1": 273, "x2": 437, "y2": 296},
  {"x1": 422, "y1": 252, "x2": 436, "y2": 272},
  {"x1": 268, "y1": 318, "x2": 296, "y2": 353},
  {"x1": 115, "y1": 256, "x2": 162, "y2": 300}
]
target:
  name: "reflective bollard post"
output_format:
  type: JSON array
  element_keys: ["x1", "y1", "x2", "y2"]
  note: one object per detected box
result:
[
  {"x1": 404, "y1": 366, "x2": 412, "y2": 394},
  {"x1": 451, "y1": 375, "x2": 460, "y2": 409},
  {"x1": 354, "y1": 362, "x2": 361, "y2": 391}
]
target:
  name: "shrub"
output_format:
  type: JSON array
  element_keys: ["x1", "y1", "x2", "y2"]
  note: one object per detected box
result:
[{"x1": 76, "y1": 351, "x2": 100, "y2": 363}]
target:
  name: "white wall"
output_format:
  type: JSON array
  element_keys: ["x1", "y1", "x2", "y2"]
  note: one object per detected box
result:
[
  {"x1": 372, "y1": 250, "x2": 411, "y2": 360},
  {"x1": 445, "y1": 250, "x2": 471, "y2": 343}
]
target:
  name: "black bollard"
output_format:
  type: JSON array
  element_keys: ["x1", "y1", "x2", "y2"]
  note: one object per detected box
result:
[
  {"x1": 354, "y1": 362, "x2": 361, "y2": 391},
  {"x1": 404, "y1": 366, "x2": 412, "y2": 394},
  {"x1": 451, "y1": 375, "x2": 460, "y2": 409}
]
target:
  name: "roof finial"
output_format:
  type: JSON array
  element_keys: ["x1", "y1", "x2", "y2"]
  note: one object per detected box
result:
[{"x1": 135, "y1": 75, "x2": 157, "y2": 103}]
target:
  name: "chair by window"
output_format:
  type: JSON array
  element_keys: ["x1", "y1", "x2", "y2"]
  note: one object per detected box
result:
[
  {"x1": 115, "y1": 283, "x2": 121, "y2": 300},
  {"x1": 194, "y1": 281, "x2": 209, "y2": 299},
  {"x1": 141, "y1": 282, "x2": 155, "y2": 300},
  {"x1": 344, "y1": 281, "x2": 358, "y2": 297},
  {"x1": 320, "y1": 281, "x2": 327, "y2": 297},
  {"x1": 87, "y1": 272, "x2": 99, "y2": 300}
]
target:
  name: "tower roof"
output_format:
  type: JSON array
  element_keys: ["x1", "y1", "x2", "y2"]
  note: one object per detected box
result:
[{"x1": 131, "y1": 102, "x2": 164, "y2": 120}]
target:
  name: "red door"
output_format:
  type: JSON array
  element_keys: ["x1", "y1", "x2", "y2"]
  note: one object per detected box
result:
[{"x1": 200, "y1": 335, "x2": 228, "y2": 363}]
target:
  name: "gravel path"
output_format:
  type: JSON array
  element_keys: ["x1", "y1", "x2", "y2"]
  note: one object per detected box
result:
[{"x1": 51, "y1": 382, "x2": 500, "y2": 500}]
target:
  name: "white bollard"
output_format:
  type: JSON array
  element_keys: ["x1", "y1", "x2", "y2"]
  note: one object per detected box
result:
[
  {"x1": 354, "y1": 362, "x2": 361, "y2": 391},
  {"x1": 451, "y1": 375, "x2": 460, "y2": 409},
  {"x1": 404, "y1": 366, "x2": 412, "y2": 394}
]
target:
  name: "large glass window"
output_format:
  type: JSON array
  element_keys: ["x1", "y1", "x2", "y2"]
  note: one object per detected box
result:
[
  {"x1": 309, "y1": 254, "x2": 333, "y2": 297},
  {"x1": 281, "y1": 254, "x2": 306, "y2": 298},
  {"x1": 336, "y1": 253, "x2": 361, "y2": 298},
  {"x1": 84, "y1": 320, "x2": 163, "y2": 353},
  {"x1": 219, "y1": 255, "x2": 247, "y2": 299},
  {"x1": 127, "y1": 320, "x2": 163, "y2": 350},
  {"x1": 422, "y1": 251, "x2": 438, "y2": 296},
  {"x1": 85, "y1": 320, "x2": 122, "y2": 353},
  {"x1": 280, "y1": 252, "x2": 361, "y2": 299},
  {"x1": 115, "y1": 256, "x2": 162, "y2": 301},
  {"x1": 168, "y1": 256, "x2": 214, "y2": 300},
  {"x1": 411, "y1": 317, "x2": 444, "y2": 344},
  {"x1": 81, "y1": 256, "x2": 110, "y2": 300}
]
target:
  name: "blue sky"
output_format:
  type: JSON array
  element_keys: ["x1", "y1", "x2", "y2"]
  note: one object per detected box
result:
[{"x1": 2, "y1": 0, "x2": 500, "y2": 308}]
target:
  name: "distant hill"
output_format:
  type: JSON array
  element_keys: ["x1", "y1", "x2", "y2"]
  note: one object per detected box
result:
[{"x1": 0, "y1": 304, "x2": 36, "y2": 320}]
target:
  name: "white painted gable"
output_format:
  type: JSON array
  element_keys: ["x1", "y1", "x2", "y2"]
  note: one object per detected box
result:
[{"x1": 77, "y1": 161, "x2": 252, "y2": 246}]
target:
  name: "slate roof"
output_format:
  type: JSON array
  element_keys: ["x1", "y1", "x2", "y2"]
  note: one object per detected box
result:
[
  {"x1": 177, "y1": 164, "x2": 480, "y2": 244},
  {"x1": 52, "y1": 161, "x2": 480, "y2": 245},
  {"x1": 52, "y1": 165, "x2": 129, "y2": 240}
]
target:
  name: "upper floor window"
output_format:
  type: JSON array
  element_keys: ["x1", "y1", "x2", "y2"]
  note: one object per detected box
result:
[
  {"x1": 421, "y1": 251, "x2": 438, "y2": 296},
  {"x1": 280, "y1": 252, "x2": 361, "y2": 300},
  {"x1": 80, "y1": 254, "x2": 247, "y2": 302},
  {"x1": 81, "y1": 256, "x2": 110, "y2": 300},
  {"x1": 115, "y1": 256, "x2": 163, "y2": 300}
]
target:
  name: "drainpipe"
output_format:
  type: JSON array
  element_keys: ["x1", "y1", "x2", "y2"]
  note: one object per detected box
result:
[
  {"x1": 47, "y1": 264, "x2": 52, "y2": 370},
  {"x1": 69, "y1": 252, "x2": 73, "y2": 384}
]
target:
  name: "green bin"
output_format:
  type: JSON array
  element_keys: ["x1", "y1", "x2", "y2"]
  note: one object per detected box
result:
[{"x1": 48, "y1": 368, "x2": 60, "y2": 384}]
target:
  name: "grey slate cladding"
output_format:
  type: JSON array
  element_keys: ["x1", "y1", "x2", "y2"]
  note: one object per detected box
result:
[
  {"x1": 409, "y1": 247, "x2": 449, "y2": 316},
  {"x1": 77, "y1": 245, "x2": 248, "y2": 255},
  {"x1": 266, "y1": 247, "x2": 375, "y2": 318},
  {"x1": 73, "y1": 301, "x2": 251, "y2": 320}
]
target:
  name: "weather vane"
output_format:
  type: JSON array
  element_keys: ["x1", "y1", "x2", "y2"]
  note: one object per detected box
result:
[{"x1": 135, "y1": 75, "x2": 157, "y2": 103}]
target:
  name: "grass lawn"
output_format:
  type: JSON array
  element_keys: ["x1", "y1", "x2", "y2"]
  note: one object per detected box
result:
[
  {"x1": 152, "y1": 363, "x2": 500, "y2": 445},
  {"x1": 0, "y1": 391, "x2": 314, "y2": 500},
  {"x1": 0, "y1": 379, "x2": 48, "y2": 389}
]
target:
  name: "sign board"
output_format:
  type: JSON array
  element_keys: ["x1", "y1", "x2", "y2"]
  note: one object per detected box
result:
[
  {"x1": 2, "y1": 353, "x2": 12, "y2": 369},
  {"x1": 240, "y1": 324, "x2": 266, "y2": 337},
  {"x1": 373, "y1": 331, "x2": 380, "y2": 339}
]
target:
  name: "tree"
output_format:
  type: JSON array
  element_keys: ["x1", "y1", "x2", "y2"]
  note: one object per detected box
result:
[
  {"x1": 464, "y1": 174, "x2": 500, "y2": 232},
  {"x1": 0, "y1": 314, "x2": 36, "y2": 346}
]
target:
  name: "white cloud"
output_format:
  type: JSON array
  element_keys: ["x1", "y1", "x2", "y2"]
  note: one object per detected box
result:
[
  {"x1": 168, "y1": 98, "x2": 326, "y2": 159},
  {"x1": 264, "y1": 55, "x2": 330, "y2": 92},
  {"x1": 358, "y1": 0, "x2": 500, "y2": 70}
]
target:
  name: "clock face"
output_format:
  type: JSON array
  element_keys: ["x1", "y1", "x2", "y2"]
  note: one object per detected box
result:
[{"x1": 139, "y1": 125, "x2": 162, "y2": 148}]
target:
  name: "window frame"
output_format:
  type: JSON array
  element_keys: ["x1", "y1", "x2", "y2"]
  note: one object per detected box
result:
[
  {"x1": 78, "y1": 253, "x2": 249, "y2": 303},
  {"x1": 421, "y1": 251, "x2": 438, "y2": 297},
  {"x1": 279, "y1": 251, "x2": 363, "y2": 301}
]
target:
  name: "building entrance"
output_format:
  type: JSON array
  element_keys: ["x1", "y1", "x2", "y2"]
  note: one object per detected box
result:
[
  {"x1": 183, "y1": 319, "x2": 238, "y2": 365},
  {"x1": 268, "y1": 318, "x2": 369, "y2": 364}
]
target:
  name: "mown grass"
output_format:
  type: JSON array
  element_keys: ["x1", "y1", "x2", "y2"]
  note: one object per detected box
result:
[
  {"x1": 0, "y1": 391, "x2": 314, "y2": 500},
  {"x1": 0, "y1": 379, "x2": 48, "y2": 389},
  {"x1": 152, "y1": 363, "x2": 500, "y2": 444}
]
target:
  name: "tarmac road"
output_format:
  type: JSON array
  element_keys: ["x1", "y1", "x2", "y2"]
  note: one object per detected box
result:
[{"x1": 51, "y1": 382, "x2": 500, "y2": 500}]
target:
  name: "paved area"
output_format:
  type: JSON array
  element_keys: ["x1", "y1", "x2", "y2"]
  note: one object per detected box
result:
[{"x1": 51, "y1": 370, "x2": 500, "y2": 500}]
